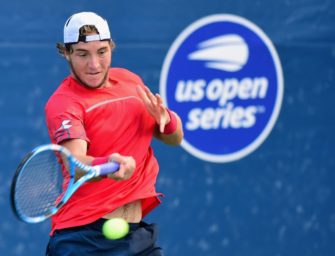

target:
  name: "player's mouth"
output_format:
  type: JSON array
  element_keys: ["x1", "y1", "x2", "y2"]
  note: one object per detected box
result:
[{"x1": 87, "y1": 72, "x2": 101, "y2": 76}]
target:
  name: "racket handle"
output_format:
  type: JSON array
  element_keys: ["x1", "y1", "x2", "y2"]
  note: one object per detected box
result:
[{"x1": 97, "y1": 161, "x2": 120, "y2": 176}]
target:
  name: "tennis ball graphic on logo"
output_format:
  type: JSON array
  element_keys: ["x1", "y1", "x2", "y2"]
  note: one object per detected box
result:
[{"x1": 188, "y1": 34, "x2": 249, "y2": 72}]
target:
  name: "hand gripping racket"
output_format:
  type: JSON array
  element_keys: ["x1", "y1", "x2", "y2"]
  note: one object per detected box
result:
[{"x1": 10, "y1": 144, "x2": 119, "y2": 223}]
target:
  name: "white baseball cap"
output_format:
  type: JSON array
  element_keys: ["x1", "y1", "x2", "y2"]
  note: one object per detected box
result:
[{"x1": 63, "y1": 12, "x2": 111, "y2": 44}]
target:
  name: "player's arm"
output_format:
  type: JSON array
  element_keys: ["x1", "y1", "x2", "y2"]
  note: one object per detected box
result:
[
  {"x1": 60, "y1": 139, "x2": 136, "y2": 181},
  {"x1": 153, "y1": 110, "x2": 183, "y2": 145},
  {"x1": 137, "y1": 85, "x2": 184, "y2": 145}
]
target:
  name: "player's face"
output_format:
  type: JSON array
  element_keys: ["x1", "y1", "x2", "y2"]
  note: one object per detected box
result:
[{"x1": 67, "y1": 40, "x2": 112, "y2": 89}]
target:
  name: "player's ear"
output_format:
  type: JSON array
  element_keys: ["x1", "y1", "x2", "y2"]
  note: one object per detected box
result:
[
  {"x1": 64, "y1": 53, "x2": 70, "y2": 61},
  {"x1": 110, "y1": 40, "x2": 116, "y2": 51},
  {"x1": 56, "y1": 43, "x2": 71, "y2": 60}
]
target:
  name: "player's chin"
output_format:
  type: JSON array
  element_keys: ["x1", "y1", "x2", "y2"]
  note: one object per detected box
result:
[{"x1": 85, "y1": 77, "x2": 107, "y2": 89}]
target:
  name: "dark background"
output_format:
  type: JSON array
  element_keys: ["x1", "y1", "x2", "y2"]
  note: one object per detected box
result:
[{"x1": 0, "y1": 0, "x2": 334, "y2": 255}]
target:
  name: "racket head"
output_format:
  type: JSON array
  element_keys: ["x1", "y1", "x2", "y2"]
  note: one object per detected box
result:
[{"x1": 10, "y1": 144, "x2": 74, "y2": 223}]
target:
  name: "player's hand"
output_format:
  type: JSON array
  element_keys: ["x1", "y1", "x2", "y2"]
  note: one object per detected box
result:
[
  {"x1": 136, "y1": 85, "x2": 170, "y2": 133},
  {"x1": 107, "y1": 153, "x2": 136, "y2": 181}
]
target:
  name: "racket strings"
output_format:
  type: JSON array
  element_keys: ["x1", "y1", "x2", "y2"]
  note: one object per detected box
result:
[{"x1": 14, "y1": 150, "x2": 69, "y2": 218}]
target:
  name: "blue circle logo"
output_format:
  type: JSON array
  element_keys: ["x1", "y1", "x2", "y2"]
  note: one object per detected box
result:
[{"x1": 160, "y1": 14, "x2": 284, "y2": 163}]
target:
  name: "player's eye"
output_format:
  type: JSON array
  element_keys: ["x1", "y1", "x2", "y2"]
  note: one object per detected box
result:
[
  {"x1": 98, "y1": 49, "x2": 107, "y2": 56},
  {"x1": 75, "y1": 51, "x2": 88, "y2": 57}
]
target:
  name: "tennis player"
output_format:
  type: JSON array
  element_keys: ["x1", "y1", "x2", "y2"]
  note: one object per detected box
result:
[{"x1": 45, "y1": 12, "x2": 183, "y2": 256}]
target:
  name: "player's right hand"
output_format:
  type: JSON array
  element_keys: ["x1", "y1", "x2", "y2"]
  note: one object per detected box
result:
[{"x1": 107, "y1": 153, "x2": 136, "y2": 181}]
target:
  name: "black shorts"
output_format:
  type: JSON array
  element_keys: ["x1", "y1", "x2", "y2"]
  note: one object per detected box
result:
[{"x1": 46, "y1": 219, "x2": 163, "y2": 256}]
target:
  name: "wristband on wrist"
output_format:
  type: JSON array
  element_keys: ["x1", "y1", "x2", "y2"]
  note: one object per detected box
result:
[
  {"x1": 163, "y1": 108, "x2": 177, "y2": 135},
  {"x1": 92, "y1": 157, "x2": 109, "y2": 166}
]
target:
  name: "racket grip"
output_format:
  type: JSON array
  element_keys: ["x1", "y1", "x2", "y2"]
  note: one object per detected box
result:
[{"x1": 97, "y1": 161, "x2": 120, "y2": 176}]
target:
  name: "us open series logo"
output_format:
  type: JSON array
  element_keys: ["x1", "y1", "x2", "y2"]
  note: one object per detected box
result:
[{"x1": 160, "y1": 14, "x2": 284, "y2": 163}]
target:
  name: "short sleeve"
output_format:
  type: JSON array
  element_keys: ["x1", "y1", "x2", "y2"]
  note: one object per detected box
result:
[{"x1": 45, "y1": 94, "x2": 90, "y2": 144}]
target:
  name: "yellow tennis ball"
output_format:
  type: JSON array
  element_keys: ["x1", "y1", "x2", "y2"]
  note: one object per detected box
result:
[{"x1": 102, "y1": 218, "x2": 129, "y2": 240}]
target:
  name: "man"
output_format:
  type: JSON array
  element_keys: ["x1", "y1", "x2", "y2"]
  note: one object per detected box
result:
[{"x1": 45, "y1": 12, "x2": 183, "y2": 255}]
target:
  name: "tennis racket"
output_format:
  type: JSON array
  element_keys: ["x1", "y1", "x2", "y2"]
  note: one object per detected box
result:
[{"x1": 10, "y1": 144, "x2": 119, "y2": 223}]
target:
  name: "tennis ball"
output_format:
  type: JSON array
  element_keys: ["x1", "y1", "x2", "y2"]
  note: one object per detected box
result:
[{"x1": 102, "y1": 218, "x2": 129, "y2": 240}]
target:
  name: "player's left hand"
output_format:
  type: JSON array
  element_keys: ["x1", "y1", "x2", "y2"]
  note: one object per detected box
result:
[{"x1": 136, "y1": 85, "x2": 170, "y2": 133}]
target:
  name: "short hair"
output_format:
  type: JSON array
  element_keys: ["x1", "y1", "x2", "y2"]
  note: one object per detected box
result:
[{"x1": 56, "y1": 25, "x2": 115, "y2": 56}]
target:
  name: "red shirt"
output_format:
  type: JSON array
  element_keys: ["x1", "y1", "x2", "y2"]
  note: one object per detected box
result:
[{"x1": 45, "y1": 68, "x2": 162, "y2": 234}]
